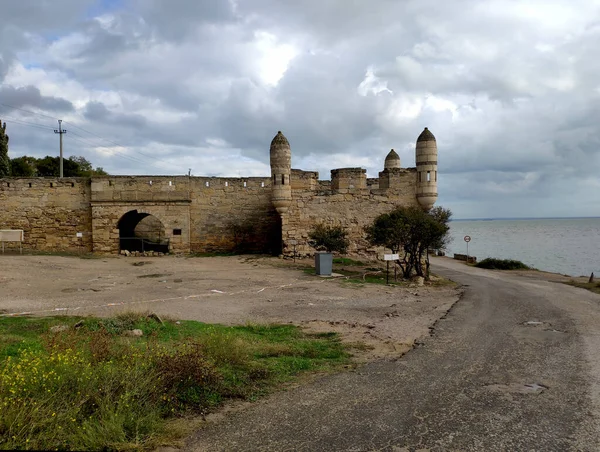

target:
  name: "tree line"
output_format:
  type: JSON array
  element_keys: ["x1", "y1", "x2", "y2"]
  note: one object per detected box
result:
[
  {"x1": 0, "y1": 120, "x2": 107, "y2": 177},
  {"x1": 8, "y1": 155, "x2": 108, "y2": 177}
]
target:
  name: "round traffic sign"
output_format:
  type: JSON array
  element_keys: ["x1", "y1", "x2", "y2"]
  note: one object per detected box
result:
[{"x1": 464, "y1": 235, "x2": 471, "y2": 242}]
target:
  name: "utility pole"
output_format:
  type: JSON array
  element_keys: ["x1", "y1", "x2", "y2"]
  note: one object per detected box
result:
[{"x1": 54, "y1": 120, "x2": 67, "y2": 178}]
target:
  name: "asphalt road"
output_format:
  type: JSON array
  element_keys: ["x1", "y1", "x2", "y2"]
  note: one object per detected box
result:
[{"x1": 186, "y1": 257, "x2": 600, "y2": 451}]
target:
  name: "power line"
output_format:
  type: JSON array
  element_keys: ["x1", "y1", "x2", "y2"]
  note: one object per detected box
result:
[
  {"x1": 67, "y1": 130, "x2": 151, "y2": 166},
  {"x1": 0, "y1": 102, "x2": 59, "y2": 120},
  {"x1": 1, "y1": 102, "x2": 189, "y2": 174},
  {"x1": 63, "y1": 121, "x2": 187, "y2": 173},
  {"x1": 1, "y1": 117, "x2": 56, "y2": 131}
]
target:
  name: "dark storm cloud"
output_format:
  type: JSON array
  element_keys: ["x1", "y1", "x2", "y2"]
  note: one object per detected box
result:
[
  {"x1": 0, "y1": 86, "x2": 74, "y2": 113},
  {"x1": 83, "y1": 101, "x2": 146, "y2": 128},
  {"x1": 2, "y1": 0, "x2": 600, "y2": 217}
]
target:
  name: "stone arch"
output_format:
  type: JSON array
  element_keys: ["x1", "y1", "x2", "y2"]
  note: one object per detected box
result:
[{"x1": 117, "y1": 210, "x2": 168, "y2": 253}]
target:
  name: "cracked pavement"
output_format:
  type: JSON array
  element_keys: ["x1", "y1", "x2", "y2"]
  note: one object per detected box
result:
[{"x1": 184, "y1": 257, "x2": 600, "y2": 451}]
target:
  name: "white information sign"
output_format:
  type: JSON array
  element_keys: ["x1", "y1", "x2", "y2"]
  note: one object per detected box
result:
[
  {"x1": 76, "y1": 232, "x2": 83, "y2": 238},
  {"x1": 384, "y1": 254, "x2": 399, "y2": 261},
  {"x1": 0, "y1": 229, "x2": 24, "y2": 254},
  {"x1": 0, "y1": 230, "x2": 24, "y2": 242}
]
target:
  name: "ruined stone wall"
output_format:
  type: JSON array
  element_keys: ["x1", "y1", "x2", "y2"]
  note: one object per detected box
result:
[
  {"x1": 188, "y1": 177, "x2": 280, "y2": 254},
  {"x1": 283, "y1": 170, "x2": 419, "y2": 257},
  {"x1": 0, "y1": 165, "x2": 421, "y2": 257},
  {"x1": 0, "y1": 177, "x2": 92, "y2": 252},
  {"x1": 89, "y1": 175, "x2": 278, "y2": 254},
  {"x1": 90, "y1": 176, "x2": 192, "y2": 253}
]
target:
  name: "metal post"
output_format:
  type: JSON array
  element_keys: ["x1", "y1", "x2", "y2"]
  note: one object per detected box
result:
[
  {"x1": 467, "y1": 241, "x2": 469, "y2": 263},
  {"x1": 54, "y1": 120, "x2": 67, "y2": 178},
  {"x1": 386, "y1": 260, "x2": 389, "y2": 284}
]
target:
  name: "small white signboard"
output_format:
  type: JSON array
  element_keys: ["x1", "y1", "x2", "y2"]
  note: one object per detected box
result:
[
  {"x1": 0, "y1": 229, "x2": 24, "y2": 254},
  {"x1": 384, "y1": 254, "x2": 399, "y2": 261},
  {"x1": 76, "y1": 232, "x2": 83, "y2": 238}
]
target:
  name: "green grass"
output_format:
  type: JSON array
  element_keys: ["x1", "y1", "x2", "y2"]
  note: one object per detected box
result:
[
  {"x1": 0, "y1": 313, "x2": 349, "y2": 451},
  {"x1": 332, "y1": 257, "x2": 365, "y2": 266},
  {"x1": 303, "y1": 267, "x2": 408, "y2": 286},
  {"x1": 475, "y1": 258, "x2": 531, "y2": 270},
  {"x1": 565, "y1": 280, "x2": 600, "y2": 294}
]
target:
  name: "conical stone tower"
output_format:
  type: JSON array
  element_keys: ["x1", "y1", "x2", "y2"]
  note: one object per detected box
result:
[
  {"x1": 270, "y1": 131, "x2": 292, "y2": 214},
  {"x1": 384, "y1": 149, "x2": 401, "y2": 169},
  {"x1": 415, "y1": 127, "x2": 438, "y2": 210}
]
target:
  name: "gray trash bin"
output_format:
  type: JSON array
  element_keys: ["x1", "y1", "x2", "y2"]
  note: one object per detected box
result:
[{"x1": 315, "y1": 252, "x2": 333, "y2": 276}]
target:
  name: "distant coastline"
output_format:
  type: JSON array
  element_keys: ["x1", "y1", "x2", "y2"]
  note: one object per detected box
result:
[{"x1": 451, "y1": 216, "x2": 600, "y2": 222}]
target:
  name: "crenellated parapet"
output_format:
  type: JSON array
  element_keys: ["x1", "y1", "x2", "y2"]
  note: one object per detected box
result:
[{"x1": 331, "y1": 168, "x2": 367, "y2": 192}]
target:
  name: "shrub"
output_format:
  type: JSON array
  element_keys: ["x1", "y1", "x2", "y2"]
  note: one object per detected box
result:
[
  {"x1": 475, "y1": 258, "x2": 530, "y2": 270},
  {"x1": 308, "y1": 223, "x2": 349, "y2": 253}
]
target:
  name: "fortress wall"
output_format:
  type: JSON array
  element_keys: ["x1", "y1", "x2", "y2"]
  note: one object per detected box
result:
[
  {"x1": 188, "y1": 177, "x2": 280, "y2": 254},
  {"x1": 90, "y1": 176, "x2": 192, "y2": 253},
  {"x1": 282, "y1": 184, "x2": 420, "y2": 257},
  {"x1": 0, "y1": 178, "x2": 92, "y2": 252}
]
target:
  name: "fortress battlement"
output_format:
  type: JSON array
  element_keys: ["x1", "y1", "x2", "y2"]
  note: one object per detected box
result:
[{"x1": 0, "y1": 128, "x2": 438, "y2": 257}]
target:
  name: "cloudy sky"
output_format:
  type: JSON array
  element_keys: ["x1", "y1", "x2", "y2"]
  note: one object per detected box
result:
[{"x1": 1, "y1": 0, "x2": 599, "y2": 219}]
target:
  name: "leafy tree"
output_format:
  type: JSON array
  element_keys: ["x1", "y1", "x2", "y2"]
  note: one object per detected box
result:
[
  {"x1": 9, "y1": 155, "x2": 108, "y2": 177},
  {"x1": 35, "y1": 156, "x2": 61, "y2": 177},
  {"x1": 365, "y1": 206, "x2": 452, "y2": 279},
  {"x1": 428, "y1": 206, "x2": 453, "y2": 251},
  {"x1": 308, "y1": 223, "x2": 349, "y2": 254},
  {"x1": 67, "y1": 156, "x2": 108, "y2": 176},
  {"x1": 0, "y1": 120, "x2": 9, "y2": 177},
  {"x1": 9, "y1": 156, "x2": 37, "y2": 177}
]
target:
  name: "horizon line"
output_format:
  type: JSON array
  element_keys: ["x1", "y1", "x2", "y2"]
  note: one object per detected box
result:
[{"x1": 452, "y1": 216, "x2": 600, "y2": 221}]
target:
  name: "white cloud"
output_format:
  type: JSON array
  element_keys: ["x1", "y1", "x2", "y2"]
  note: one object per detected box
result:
[{"x1": 1, "y1": 0, "x2": 600, "y2": 218}]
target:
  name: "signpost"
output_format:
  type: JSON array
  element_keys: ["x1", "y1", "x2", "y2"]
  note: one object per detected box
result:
[
  {"x1": 289, "y1": 240, "x2": 298, "y2": 262},
  {"x1": 384, "y1": 253, "x2": 400, "y2": 284},
  {"x1": 464, "y1": 235, "x2": 471, "y2": 263}
]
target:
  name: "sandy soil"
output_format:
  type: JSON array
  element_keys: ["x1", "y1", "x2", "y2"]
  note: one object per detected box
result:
[{"x1": 0, "y1": 254, "x2": 461, "y2": 361}]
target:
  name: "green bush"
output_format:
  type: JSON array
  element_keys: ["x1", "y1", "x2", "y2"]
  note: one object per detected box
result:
[
  {"x1": 475, "y1": 258, "x2": 530, "y2": 270},
  {"x1": 308, "y1": 223, "x2": 349, "y2": 253},
  {"x1": 0, "y1": 315, "x2": 348, "y2": 450}
]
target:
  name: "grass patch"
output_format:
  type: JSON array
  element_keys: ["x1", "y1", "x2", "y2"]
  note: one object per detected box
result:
[
  {"x1": 565, "y1": 280, "x2": 600, "y2": 294},
  {"x1": 332, "y1": 257, "x2": 365, "y2": 266},
  {"x1": 475, "y1": 258, "x2": 531, "y2": 270},
  {"x1": 0, "y1": 313, "x2": 348, "y2": 451}
]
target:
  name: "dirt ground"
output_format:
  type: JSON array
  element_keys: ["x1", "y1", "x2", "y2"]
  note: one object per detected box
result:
[{"x1": 0, "y1": 254, "x2": 462, "y2": 361}]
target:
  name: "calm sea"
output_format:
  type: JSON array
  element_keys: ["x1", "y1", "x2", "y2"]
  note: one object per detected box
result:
[{"x1": 446, "y1": 218, "x2": 600, "y2": 277}]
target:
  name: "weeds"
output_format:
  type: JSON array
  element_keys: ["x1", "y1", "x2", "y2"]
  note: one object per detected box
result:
[
  {"x1": 0, "y1": 314, "x2": 348, "y2": 450},
  {"x1": 475, "y1": 258, "x2": 531, "y2": 270},
  {"x1": 565, "y1": 280, "x2": 600, "y2": 295}
]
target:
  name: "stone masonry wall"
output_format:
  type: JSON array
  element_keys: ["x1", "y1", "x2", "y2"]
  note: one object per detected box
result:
[
  {"x1": 0, "y1": 166, "x2": 421, "y2": 257},
  {"x1": 90, "y1": 176, "x2": 192, "y2": 253},
  {"x1": 90, "y1": 176, "x2": 279, "y2": 254},
  {"x1": 282, "y1": 170, "x2": 419, "y2": 257},
  {"x1": 188, "y1": 177, "x2": 280, "y2": 254},
  {"x1": 0, "y1": 178, "x2": 92, "y2": 252}
]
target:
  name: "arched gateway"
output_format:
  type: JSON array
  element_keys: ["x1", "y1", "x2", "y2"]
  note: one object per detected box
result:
[{"x1": 118, "y1": 210, "x2": 169, "y2": 253}]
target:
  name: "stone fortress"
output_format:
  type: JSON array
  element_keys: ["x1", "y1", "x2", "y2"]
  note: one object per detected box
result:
[{"x1": 0, "y1": 128, "x2": 438, "y2": 257}]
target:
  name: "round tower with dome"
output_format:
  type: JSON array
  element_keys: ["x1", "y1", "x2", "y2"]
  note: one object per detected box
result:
[
  {"x1": 269, "y1": 131, "x2": 292, "y2": 215},
  {"x1": 415, "y1": 127, "x2": 438, "y2": 210},
  {"x1": 384, "y1": 149, "x2": 401, "y2": 169}
]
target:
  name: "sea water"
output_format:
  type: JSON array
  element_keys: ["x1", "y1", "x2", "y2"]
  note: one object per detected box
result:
[{"x1": 447, "y1": 218, "x2": 600, "y2": 277}]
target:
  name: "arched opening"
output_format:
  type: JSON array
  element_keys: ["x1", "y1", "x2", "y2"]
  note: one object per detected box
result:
[{"x1": 118, "y1": 210, "x2": 169, "y2": 253}]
